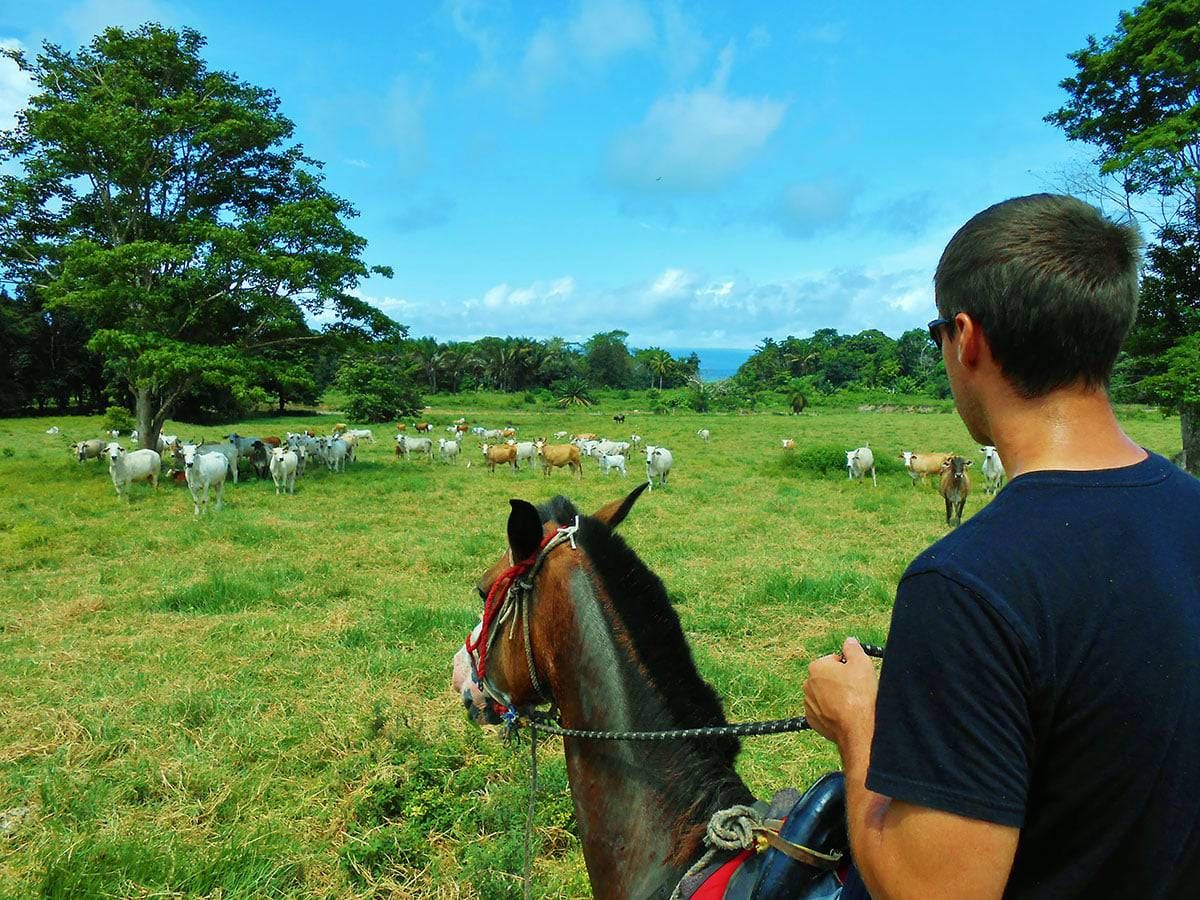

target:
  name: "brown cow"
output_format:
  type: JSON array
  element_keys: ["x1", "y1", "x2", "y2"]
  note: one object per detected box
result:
[
  {"x1": 900, "y1": 451, "x2": 951, "y2": 487},
  {"x1": 535, "y1": 439, "x2": 583, "y2": 478},
  {"x1": 574, "y1": 432, "x2": 597, "y2": 441},
  {"x1": 261, "y1": 436, "x2": 282, "y2": 448},
  {"x1": 415, "y1": 422, "x2": 432, "y2": 433},
  {"x1": 333, "y1": 423, "x2": 347, "y2": 434},
  {"x1": 500, "y1": 427, "x2": 517, "y2": 439},
  {"x1": 455, "y1": 423, "x2": 469, "y2": 434},
  {"x1": 481, "y1": 442, "x2": 518, "y2": 474},
  {"x1": 395, "y1": 423, "x2": 407, "y2": 432},
  {"x1": 940, "y1": 455, "x2": 973, "y2": 526}
]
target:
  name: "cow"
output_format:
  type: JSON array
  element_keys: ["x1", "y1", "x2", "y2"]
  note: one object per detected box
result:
[
  {"x1": 438, "y1": 438, "x2": 461, "y2": 464},
  {"x1": 348, "y1": 429, "x2": 374, "y2": 442},
  {"x1": 645, "y1": 445, "x2": 673, "y2": 490},
  {"x1": 269, "y1": 447, "x2": 298, "y2": 495},
  {"x1": 395, "y1": 435, "x2": 433, "y2": 462},
  {"x1": 325, "y1": 437, "x2": 350, "y2": 472},
  {"x1": 181, "y1": 443, "x2": 229, "y2": 514},
  {"x1": 455, "y1": 423, "x2": 469, "y2": 435},
  {"x1": 534, "y1": 439, "x2": 582, "y2": 478},
  {"x1": 75, "y1": 439, "x2": 107, "y2": 463},
  {"x1": 899, "y1": 451, "x2": 951, "y2": 487},
  {"x1": 176, "y1": 442, "x2": 237, "y2": 483},
  {"x1": 613, "y1": 413, "x2": 625, "y2": 424},
  {"x1": 481, "y1": 442, "x2": 518, "y2": 474},
  {"x1": 105, "y1": 442, "x2": 160, "y2": 503},
  {"x1": 395, "y1": 423, "x2": 407, "y2": 432},
  {"x1": 600, "y1": 454, "x2": 627, "y2": 477},
  {"x1": 940, "y1": 455, "x2": 973, "y2": 526},
  {"x1": 980, "y1": 446, "x2": 1006, "y2": 495},
  {"x1": 509, "y1": 440, "x2": 537, "y2": 469},
  {"x1": 846, "y1": 445, "x2": 876, "y2": 487},
  {"x1": 697, "y1": 428, "x2": 711, "y2": 444},
  {"x1": 781, "y1": 439, "x2": 795, "y2": 450},
  {"x1": 414, "y1": 422, "x2": 432, "y2": 433}
]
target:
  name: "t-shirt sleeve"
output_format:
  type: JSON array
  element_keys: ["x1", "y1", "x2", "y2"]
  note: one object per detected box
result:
[{"x1": 866, "y1": 570, "x2": 1034, "y2": 827}]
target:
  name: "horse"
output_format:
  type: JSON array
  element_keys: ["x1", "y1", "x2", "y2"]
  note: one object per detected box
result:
[{"x1": 451, "y1": 485, "x2": 849, "y2": 899}]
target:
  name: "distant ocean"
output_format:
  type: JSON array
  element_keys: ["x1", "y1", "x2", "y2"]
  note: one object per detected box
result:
[{"x1": 664, "y1": 347, "x2": 754, "y2": 382}]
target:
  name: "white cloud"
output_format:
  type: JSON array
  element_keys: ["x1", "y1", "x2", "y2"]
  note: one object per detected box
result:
[
  {"x1": 567, "y1": 0, "x2": 654, "y2": 65},
  {"x1": 344, "y1": 158, "x2": 370, "y2": 169},
  {"x1": 0, "y1": 39, "x2": 34, "y2": 133},
  {"x1": 346, "y1": 252, "x2": 939, "y2": 348},
  {"x1": 650, "y1": 267, "x2": 694, "y2": 297},
  {"x1": 480, "y1": 276, "x2": 575, "y2": 310},
  {"x1": 661, "y1": 1, "x2": 707, "y2": 80},
  {"x1": 606, "y1": 86, "x2": 786, "y2": 192},
  {"x1": 518, "y1": 0, "x2": 654, "y2": 93}
]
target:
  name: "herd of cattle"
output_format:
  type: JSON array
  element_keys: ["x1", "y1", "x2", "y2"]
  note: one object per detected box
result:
[
  {"x1": 394, "y1": 418, "x2": 676, "y2": 488},
  {"x1": 836, "y1": 442, "x2": 1006, "y2": 526},
  {"x1": 63, "y1": 418, "x2": 1004, "y2": 526}
]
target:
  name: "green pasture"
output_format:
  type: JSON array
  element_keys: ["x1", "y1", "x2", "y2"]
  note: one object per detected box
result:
[{"x1": 0, "y1": 400, "x2": 1183, "y2": 897}]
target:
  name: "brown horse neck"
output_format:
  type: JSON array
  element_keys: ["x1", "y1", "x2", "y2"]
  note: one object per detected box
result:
[{"x1": 535, "y1": 563, "x2": 753, "y2": 899}]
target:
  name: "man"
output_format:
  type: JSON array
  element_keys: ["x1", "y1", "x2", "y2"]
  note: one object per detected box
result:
[{"x1": 803, "y1": 194, "x2": 1200, "y2": 898}]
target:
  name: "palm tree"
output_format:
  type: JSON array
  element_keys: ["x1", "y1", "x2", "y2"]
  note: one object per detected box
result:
[
  {"x1": 556, "y1": 376, "x2": 594, "y2": 407},
  {"x1": 642, "y1": 347, "x2": 675, "y2": 389}
]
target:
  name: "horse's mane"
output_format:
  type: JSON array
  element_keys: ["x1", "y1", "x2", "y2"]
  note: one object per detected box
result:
[{"x1": 537, "y1": 496, "x2": 751, "y2": 816}]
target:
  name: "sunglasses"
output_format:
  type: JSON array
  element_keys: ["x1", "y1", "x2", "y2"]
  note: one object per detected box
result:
[{"x1": 928, "y1": 317, "x2": 953, "y2": 348}]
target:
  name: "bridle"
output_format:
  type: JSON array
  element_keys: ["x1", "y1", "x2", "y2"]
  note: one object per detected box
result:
[{"x1": 463, "y1": 516, "x2": 580, "y2": 722}]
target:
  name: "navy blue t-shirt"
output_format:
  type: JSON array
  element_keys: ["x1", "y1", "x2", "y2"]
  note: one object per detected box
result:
[{"x1": 867, "y1": 452, "x2": 1200, "y2": 898}]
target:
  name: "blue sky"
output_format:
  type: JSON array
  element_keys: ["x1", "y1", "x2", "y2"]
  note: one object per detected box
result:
[{"x1": 1, "y1": 0, "x2": 1131, "y2": 349}]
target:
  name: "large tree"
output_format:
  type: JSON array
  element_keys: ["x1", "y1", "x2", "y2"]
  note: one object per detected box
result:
[
  {"x1": 1047, "y1": 0, "x2": 1200, "y2": 471},
  {"x1": 0, "y1": 25, "x2": 397, "y2": 449}
]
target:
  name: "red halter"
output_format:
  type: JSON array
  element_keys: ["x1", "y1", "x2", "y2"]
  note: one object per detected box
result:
[{"x1": 465, "y1": 529, "x2": 559, "y2": 682}]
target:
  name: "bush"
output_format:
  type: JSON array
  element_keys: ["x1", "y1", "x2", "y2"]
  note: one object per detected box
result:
[
  {"x1": 336, "y1": 357, "x2": 423, "y2": 423},
  {"x1": 102, "y1": 405, "x2": 135, "y2": 433}
]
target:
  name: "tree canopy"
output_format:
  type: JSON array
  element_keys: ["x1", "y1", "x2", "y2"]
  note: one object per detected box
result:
[
  {"x1": 0, "y1": 24, "x2": 401, "y2": 445},
  {"x1": 1049, "y1": 0, "x2": 1200, "y2": 471}
]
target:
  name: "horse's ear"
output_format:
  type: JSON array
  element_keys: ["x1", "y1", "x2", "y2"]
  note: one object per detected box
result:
[
  {"x1": 592, "y1": 482, "x2": 649, "y2": 529},
  {"x1": 508, "y1": 499, "x2": 543, "y2": 562}
]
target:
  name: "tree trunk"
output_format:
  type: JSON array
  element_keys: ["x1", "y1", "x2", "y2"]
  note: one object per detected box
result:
[
  {"x1": 135, "y1": 385, "x2": 155, "y2": 450},
  {"x1": 1182, "y1": 403, "x2": 1200, "y2": 476}
]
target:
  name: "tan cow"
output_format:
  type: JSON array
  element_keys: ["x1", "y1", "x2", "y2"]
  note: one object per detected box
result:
[
  {"x1": 574, "y1": 433, "x2": 597, "y2": 442},
  {"x1": 535, "y1": 439, "x2": 583, "y2": 478},
  {"x1": 900, "y1": 451, "x2": 952, "y2": 487},
  {"x1": 481, "y1": 442, "x2": 518, "y2": 474},
  {"x1": 781, "y1": 439, "x2": 795, "y2": 450},
  {"x1": 415, "y1": 422, "x2": 433, "y2": 433},
  {"x1": 395, "y1": 422, "x2": 407, "y2": 432}
]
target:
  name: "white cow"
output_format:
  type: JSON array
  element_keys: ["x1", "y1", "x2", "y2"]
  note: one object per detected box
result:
[
  {"x1": 697, "y1": 428, "x2": 711, "y2": 445},
  {"x1": 645, "y1": 446, "x2": 673, "y2": 491},
  {"x1": 396, "y1": 435, "x2": 433, "y2": 462},
  {"x1": 181, "y1": 443, "x2": 228, "y2": 514},
  {"x1": 600, "y1": 454, "x2": 627, "y2": 477},
  {"x1": 510, "y1": 440, "x2": 537, "y2": 469},
  {"x1": 269, "y1": 447, "x2": 298, "y2": 495},
  {"x1": 295, "y1": 444, "x2": 309, "y2": 476},
  {"x1": 846, "y1": 445, "x2": 877, "y2": 487},
  {"x1": 75, "y1": 439, "x2": 107, "y2": 462},
  {"x1": 481, "y1": 428, "x2": 505, "y2": 441},
  {"x1": 630, "y1": 434, "x2": 642, "y2": 445},
  {"x1": 553, "y1": 431, "x2": 569, "y2": 440},
  {"x1": 105, "y1": 442, "x2": 161, "y2": 503},
  {"x1": 438, "y1": 437, "x2": 461, "y2": 464},
  {"x1": 325, "y1": 438, "x2": 349, "y2": 472},
  {"x1": 980, "y1": 446, "x2": 1006, "y2": 495},
  {"x1": 348, "y1": 428, "x2": 374, "y2": 442},
  {"x1": 45, "y1": 426, "x2": 60, "y2": 435}
]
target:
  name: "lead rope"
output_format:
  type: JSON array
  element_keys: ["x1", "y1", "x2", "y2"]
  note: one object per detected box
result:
[
  {"x1": 524, "y1": 719, "x2": 539, "y2": 900},
  {"x1": 669, "y1": 804, "x2": 764, "y2": 900}
]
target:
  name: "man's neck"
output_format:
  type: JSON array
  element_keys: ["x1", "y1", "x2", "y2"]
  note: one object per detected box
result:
[{"x1": 988, "y1": 388, "x2": 1147, "y2": 480}]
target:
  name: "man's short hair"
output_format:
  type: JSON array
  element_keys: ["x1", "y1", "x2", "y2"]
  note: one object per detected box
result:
[{"x1": 934, "y1": 193, "x2": 1142, "y2": 398}]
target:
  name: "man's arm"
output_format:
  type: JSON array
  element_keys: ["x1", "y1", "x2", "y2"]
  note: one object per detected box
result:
[{"x1": 805, "y1": 638, "x2": 1019, "y2": 900}]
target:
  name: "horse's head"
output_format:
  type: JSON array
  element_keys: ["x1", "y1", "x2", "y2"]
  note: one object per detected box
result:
[{"x1": 451, "y1": 484, "x2": 648, "y2": 726}]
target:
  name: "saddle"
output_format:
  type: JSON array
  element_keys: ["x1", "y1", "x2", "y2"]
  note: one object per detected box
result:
[{"x1": 723, "y1": 772, "x2": 848, "y2": 900}]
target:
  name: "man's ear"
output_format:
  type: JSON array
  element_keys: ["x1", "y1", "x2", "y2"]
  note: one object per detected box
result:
[
  {"x1": 508, "y1": 499, "x2": 544, "y2": 562},
  {"x1": 592, "y1": 482, "x2": 649, "y2": 529},
  {"x1": 955, "y1": 312, "x2": 985, "y2": 369}
]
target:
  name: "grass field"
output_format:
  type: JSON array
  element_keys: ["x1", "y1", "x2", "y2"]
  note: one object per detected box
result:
[{"x1": 0, "y1": 399, "x2": 1183, "y2": 898}]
